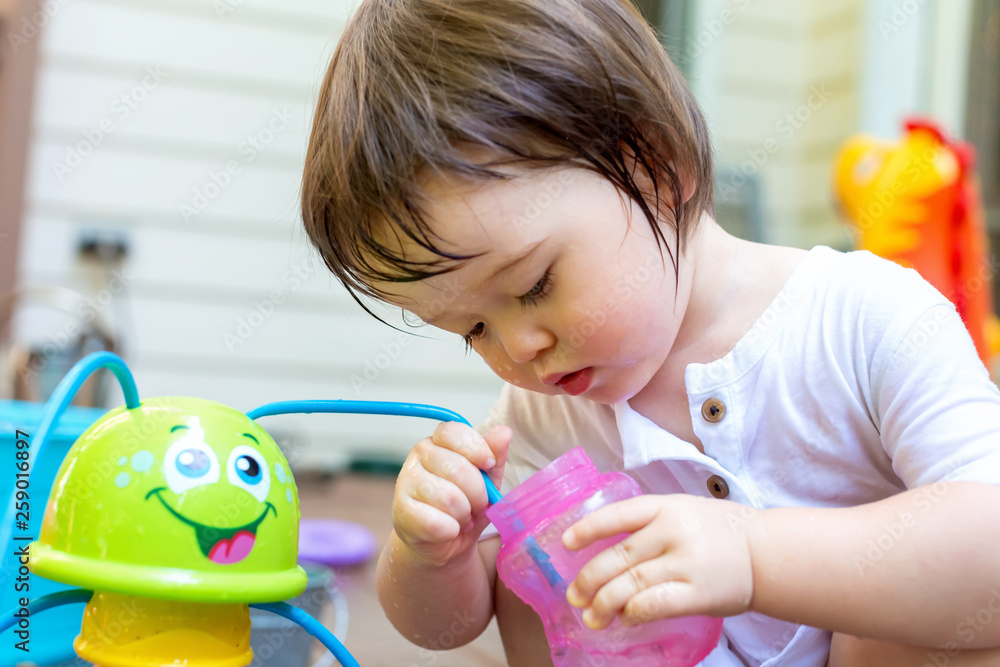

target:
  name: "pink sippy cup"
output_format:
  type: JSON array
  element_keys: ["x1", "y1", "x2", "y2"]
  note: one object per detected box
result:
[{"x1": 485, "y1": 447, "x2": 723, "y2": 666}]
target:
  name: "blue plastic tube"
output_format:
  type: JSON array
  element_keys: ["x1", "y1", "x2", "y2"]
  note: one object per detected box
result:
[{"x1": 247, "y1": 400, "x2": 502, "y2": 504}]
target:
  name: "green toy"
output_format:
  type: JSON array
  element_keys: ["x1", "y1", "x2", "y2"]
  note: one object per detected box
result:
[{"x1": 31, "y1": 396, "x2": 307, "y2": 604}]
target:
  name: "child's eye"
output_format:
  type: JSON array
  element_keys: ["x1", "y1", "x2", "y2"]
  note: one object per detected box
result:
[
  {"x1": 463, "y1": 322, "x2": 486, "y2": 350},
  {"x1": 518, "y1": 271, "x2": 553, "y2": 309},
  {"x1": 461, "y1": 271, "x2": 552, "y2": 351}
]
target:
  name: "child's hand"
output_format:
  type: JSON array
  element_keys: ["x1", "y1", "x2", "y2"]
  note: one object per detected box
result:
[
  {"x1": 391, "y1": 422, "x2": 511, "y2": 567},
  {"x1": 562, "y1": 494, "x2": 755, "y2": 630}
]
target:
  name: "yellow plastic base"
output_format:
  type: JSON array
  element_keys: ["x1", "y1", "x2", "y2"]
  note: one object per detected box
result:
[{"x1": 74, "y1": 592, "x2": 253, "y2": 667}]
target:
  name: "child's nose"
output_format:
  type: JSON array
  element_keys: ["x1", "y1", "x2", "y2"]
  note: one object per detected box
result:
[{"x1": 496, "y1": 319, "x2": 555, "y2": 364}]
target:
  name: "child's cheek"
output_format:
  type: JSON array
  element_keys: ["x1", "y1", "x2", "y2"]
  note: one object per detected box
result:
[
  {"x1": 480, "y1": 347, "x2": 535, "y2": 387},
  {"x1": 573, "y1": 315, "x2": 627, "y2": 359}
]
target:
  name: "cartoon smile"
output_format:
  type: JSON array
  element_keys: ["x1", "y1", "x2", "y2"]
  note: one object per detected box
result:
[{"x1": 146, "y1": 487, "x2": 277, "y2": 565}]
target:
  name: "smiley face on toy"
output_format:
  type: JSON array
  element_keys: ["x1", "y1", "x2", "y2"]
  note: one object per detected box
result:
[
  {"x1": 30, "y1": 397, "x2": 307, "y2": 603},
  {"x1": 146, "y1": 423, "x2": 278, "y2": 565}
]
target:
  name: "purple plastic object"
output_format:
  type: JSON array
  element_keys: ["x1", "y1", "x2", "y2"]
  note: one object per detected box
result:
[
  {"x1": 298, "y1": 519, "x2": 378, "y2": 567},
  {"x1": 485, "y1": 447, "x2": 723, "y2": 666}
]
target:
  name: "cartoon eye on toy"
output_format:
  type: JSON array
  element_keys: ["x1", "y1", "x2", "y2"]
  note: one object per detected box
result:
[
  {"x1": 164, "y1": 430, "x2": 220, "y2": 495},
  {"x1": 227, "y1": 441, "x2": 271, "y2": 503}
]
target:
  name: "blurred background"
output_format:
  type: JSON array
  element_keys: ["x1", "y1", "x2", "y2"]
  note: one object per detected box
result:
[{"x1": 0, "y1": 0, "x2": 997, "y2": 472}]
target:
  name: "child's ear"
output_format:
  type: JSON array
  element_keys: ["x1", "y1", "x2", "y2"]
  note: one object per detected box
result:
[
  {"x1": 672, "y1": 163, "x2": 697, "y2": 206},
  {"x1": 626, "y1": 155, "x2": 698, "y2": 221},
  {"x1": 625, "y1": 126, "x2": 698, "y2": 211}
]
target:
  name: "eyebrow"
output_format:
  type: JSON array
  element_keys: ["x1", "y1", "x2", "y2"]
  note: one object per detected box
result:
[
  {"x1": 487, "y1": 241, "x2": 544, "y2": 283},
  {"x1": 242, "y1": 433, "x2": 259, "y2": 445},
  {"x1": 170, "y1": 425, "x2": 189, "y2": 432},
  {"x1": 425, "y1": 240, "x2": 545, "y2": 326}
]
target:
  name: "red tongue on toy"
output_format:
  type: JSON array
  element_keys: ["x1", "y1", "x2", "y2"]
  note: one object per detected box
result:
[{"x1": 208, "y1": 529, "x2": 256, "y2": 564}]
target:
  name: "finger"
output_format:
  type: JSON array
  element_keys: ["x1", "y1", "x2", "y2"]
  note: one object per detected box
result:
[
  {"x1": 575, "y1": 555, "x2": 683, "y2": 630},
  {"x1": 416, "y1": 453, "x2": 477, "y2": 523},
  {"x1": 622, "y1": 580, "x2": 700, "y2": 626},
  {"x1": 563, "y1": 496, "x2": 662, "y2": 551},
  {"x1": 393, "y1": 490, "x2": 464, "y2": 545},
  {"x1": 416, "y1": 440, "x2": 492, "y2": 514},
  {"x1": 482, "y1": 424, "x2": 511, "y2": 486},
  {"x1": 432, "y1": 421, "x2": 496, "y2": 470},
  {"x1": 566, "y1": 529, "x2": 672, "y2": 608}
]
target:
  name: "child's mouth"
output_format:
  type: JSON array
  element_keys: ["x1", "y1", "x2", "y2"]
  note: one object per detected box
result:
[{"x1": 555, "y1": 368, "x2": 593, "y2": 396}]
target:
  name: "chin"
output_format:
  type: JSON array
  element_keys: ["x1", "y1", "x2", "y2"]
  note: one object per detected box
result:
[
  {"x1": 586, "y1": 373, "x2": 651, "y2": 405},
  {"x1": 577, "y1": 383, "x2": 629, "y2": 405}
]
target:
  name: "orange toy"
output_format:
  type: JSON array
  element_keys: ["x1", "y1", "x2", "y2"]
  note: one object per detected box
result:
[{"x1": 833, "y1": 117, "x2": 999, "y2": 372}]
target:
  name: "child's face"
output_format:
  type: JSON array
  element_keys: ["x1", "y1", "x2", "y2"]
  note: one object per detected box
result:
[{"x1": 375, "y1": 164, "x2": 694, "y2": 405}]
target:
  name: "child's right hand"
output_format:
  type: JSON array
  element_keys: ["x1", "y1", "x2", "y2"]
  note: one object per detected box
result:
[{"x1": 391, "y1": 422, "x2": 511, "y2": 567}]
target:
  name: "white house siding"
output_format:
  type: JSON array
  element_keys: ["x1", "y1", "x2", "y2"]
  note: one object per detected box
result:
[{"x1": 687, "y1": 0, "x2": 866, "y2": 249}]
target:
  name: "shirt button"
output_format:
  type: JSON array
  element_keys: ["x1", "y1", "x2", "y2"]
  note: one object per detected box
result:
[
  {"x1": 707, "y1": 474, "x2": 730, "y2": 499},
  {"x1": 701, "y1": 398, "x2": 726, "y2": 423}
]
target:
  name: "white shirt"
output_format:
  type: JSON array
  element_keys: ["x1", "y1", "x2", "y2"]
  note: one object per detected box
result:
[{"x1": 480, "y1": 246, "x2": 1000, "y2": 666}]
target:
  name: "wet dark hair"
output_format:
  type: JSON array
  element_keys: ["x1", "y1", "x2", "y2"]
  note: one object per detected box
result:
[{"x1": 301, "y1": 0, "x2": 713, "y2": 314}]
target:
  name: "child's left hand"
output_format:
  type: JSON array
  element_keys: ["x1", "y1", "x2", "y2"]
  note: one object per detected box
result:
[{"x1": 562, "y1": 494, "x2": 756, "y2": 630}]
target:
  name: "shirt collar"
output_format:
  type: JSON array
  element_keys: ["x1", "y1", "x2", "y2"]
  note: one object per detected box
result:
[{"x1": 686, "y1": 245, "x2": 831, "y2": 394}]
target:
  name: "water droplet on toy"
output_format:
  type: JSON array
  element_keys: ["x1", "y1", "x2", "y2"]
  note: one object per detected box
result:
[
  {"x1": 131, "y1": 450, "x2": 154, "y2": 473},
  {"x1": 115, "y1": 472, "x2": 130, "y2": 488}
]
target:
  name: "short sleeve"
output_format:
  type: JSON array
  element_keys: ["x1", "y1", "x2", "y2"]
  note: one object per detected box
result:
[
  {"x1": 477, "y1": 384, "x2": 546, "y2": 494},
  {"x1": 476, "y1": 384, "x2": 554, "y2": 541},
  {"x1": 874, "y1": 302, "x2": 1000, "y2": 487}
]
